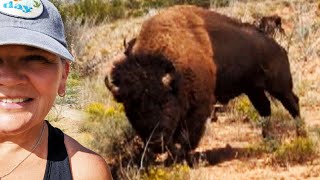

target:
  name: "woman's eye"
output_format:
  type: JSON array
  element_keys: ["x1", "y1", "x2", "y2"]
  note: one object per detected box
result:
[{"x1": 24, "y1": 55, "x2": 51, "y2": 63}]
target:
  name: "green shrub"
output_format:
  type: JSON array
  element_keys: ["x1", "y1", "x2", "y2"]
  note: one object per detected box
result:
[
  {"x1": 53, "y1": 0, "x2": 231, "y2": 26},
  {"x1": 141, "y1": 164, "x2": 190, "y2": 180},
  {"x1": 246, "y1": 136, "x2": 318, "y2": 166},
  {"x1": 142, "y1": 0, "x2": 230, "y2": 8},
  {"x1": 81, "y1": 102, "x2": 134, "y2": 158},
  {"x1": 273, "y1": 137, "x2": 317, "y2": 165},
  {"x1": 246, "y1": 138, "x2": 281, "y2": 157},
  {"x1": 85, "y1": 102, "x2": 108, "y2": 118},
  {"x1": 231, "y1": 96, "x2": 260, "y2": 122}
]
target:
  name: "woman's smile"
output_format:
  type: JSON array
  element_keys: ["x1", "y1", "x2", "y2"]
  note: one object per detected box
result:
[{"x1": 0, "y1": 97, "x2": 33, "y2": 109}]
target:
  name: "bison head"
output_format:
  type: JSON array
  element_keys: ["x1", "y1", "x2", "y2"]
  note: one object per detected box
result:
[
  {"x1": 255, "y1": 15, "x2": 285, "y2": 37},
  {"x1": 105, "y1": 51, "x2": 183, "y2": 152}
]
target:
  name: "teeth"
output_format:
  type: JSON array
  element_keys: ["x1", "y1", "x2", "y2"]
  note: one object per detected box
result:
[{"x1": 0, "y1": 98, "x2": 29, "y2": 103}]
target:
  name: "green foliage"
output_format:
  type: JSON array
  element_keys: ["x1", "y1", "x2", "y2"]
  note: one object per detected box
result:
[
  {"x1": 232, "y1": 96, "x2": 260, "y2": 122},
  {"x1": 246, "y1": 136, "x2": 318, "y2": 166},
  {"x1": 52, "y1": 0, "x2": 124, "y2": 24},
  {"x1": 84, "y1": 102, "x2": 124, "y2": 119},
  {"x1": 51, "y1": 0, "x2": 68, "y2": 22},
  {"x1": 81, "y1": 102, "x2": 134, "y2": 157},
  {"x1": 141, "y1": 164, "x2": 190, "y2": 180},
  {"x1": 273, "y1": 137, "x2": 317, "y2": 165},
  {"x1": 140, "y1": 0, "x2": 230, "y2": 8},
  {"x1": 53, "y1": 0, "x2": 231, "y2": 25},
  {"x1": 85, "y1": 102, "x2": 109, "y2": 118},
  {"x1": 246, "y1": 138, "x2": 281, "y2": 157},
  {"x1": 71, "y1": 0, "x2": 126, "y2": 23}
]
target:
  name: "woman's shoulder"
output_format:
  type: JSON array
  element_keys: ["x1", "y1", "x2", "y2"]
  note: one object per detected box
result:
[{"x1": 63, "y1": 134, "x2": 113, "y2": 180}]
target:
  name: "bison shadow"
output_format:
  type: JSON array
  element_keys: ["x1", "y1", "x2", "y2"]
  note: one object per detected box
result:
[{"x1": 188, "y1": 144, "x2": 263, "y2": 167}]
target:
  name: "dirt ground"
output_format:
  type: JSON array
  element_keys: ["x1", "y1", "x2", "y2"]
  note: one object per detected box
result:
[
  {"x1": 51, "y1": 104, "x2": 320, "y2": 179},
  {"x1": 189, "y1": 106, "x2": 320, "y2": 180}
]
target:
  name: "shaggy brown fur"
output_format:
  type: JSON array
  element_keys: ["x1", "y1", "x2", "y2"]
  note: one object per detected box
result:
[
  {"x1": 105, "y1": 5, "x2": 300, "y2": 158},
  {"x1": 208, "y1": 13, "x2": 299, "y2": 119},
  {"x1": 106, "y1": 6, "x2": 216, "y2": 157}
]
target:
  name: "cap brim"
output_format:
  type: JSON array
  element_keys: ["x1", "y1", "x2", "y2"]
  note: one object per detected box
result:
[{"x1": 0, "y1": 27, "x2": 74, "y2": 61}]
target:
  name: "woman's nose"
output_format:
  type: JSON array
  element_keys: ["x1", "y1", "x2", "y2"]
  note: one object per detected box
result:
[{"x1": 0, "y1": 65, "x2": 26, "y2": 86}]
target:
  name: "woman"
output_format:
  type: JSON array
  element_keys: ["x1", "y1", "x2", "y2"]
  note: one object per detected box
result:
[{"x1": 0, "y1": 0, "x2": 112, "y2": 179}]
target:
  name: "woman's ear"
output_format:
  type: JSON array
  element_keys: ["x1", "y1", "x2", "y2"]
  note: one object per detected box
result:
[
  {"x1": 58, "y1": 60, "x2": 70, "y2": 97},
  {"x1": 62, "y1": 61, "x2": 70, "y2": 80}
]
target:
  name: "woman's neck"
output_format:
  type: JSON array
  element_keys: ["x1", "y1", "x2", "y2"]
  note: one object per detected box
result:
[
  {"x1": 0, "y1": 122, "x2": 48, "y2": 179},
  {"x1": 0, "y1": 122, "x2": 45, "y2": 155}
]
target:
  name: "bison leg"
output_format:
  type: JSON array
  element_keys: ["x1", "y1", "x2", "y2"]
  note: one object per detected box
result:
[
  {"x1": 246, "y1": 89, "x2": 271, "y2": 117},
  {"x1": 174, "y1": 104, "x2": 211, "y2": 151},
  {"x1": 269, "y1": 91, "x2": 306, "y2": 136},
  {"x1": 246, "y1": 89, "x2": 272, "y2": 137},
  {"x1": 269, "y1": 91, "x2": 300, "y2": 118}
]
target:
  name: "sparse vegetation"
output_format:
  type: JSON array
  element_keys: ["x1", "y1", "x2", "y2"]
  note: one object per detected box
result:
[
  {"x1": 230, "y1": 95, "x2": 260, "y2": 123},
  {"x1": 246, "y1": 138, "x2": 281, "y2": 156},
  {"x1": 141, "y1": 164, "x2": 190, "y2": 180},
  {"x1": 56, "y1": 71, "x2": 82, "y2": 106},
  {"x1": 52, "y1": 0, "x2": 230, "y2": 26},
  {"x1": 81, "y1": 101, "x2": 134, "y2": 158},
  {"x1": 244, "y1": 136, "x2": 318, "y2": 168},
  {"x1": 273, "y1": 137, "x2": 317, "y2": 165}
]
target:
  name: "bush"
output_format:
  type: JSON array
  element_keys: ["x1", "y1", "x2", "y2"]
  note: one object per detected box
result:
[
  {"x1": 231, "y1": 96, "x2": 260, "y2": 122},
  {"x1": 53, "y1": 0, "x2": 231, "y2": 25},
  {"x1": 273, "y1": 137, "x2": 317, "y2": 165},
  {"x1": 81, "y1": 102, "x2": 134, "y2": 158},
  {"x1": 246, "y1": 136, "x2": 318, "y2": 166},
  {"x1": 141, "y1": 164, "x2": 190, "y2": 180}
]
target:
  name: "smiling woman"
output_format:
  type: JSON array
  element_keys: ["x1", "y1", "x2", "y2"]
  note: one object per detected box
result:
[{"x1": 0, "y1": 0, "x2": 112, "y2": 180}]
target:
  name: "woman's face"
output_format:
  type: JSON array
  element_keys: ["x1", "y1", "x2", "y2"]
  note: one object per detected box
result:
[{"x1": 0, "y1": 45, "x2": 69, "y2": 135}]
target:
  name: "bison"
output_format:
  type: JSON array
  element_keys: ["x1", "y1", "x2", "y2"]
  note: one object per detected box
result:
[{"x1": 105, "y1": 5, "x2": 302, "y2": 158}]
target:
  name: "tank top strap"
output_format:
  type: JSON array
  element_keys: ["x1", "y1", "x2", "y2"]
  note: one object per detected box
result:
[{"x1": 43, "y1": 121, "x2": 72, "y2": 180}]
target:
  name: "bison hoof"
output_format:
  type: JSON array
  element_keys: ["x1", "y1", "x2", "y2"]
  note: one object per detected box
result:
[{"x1": 260, "y1": 117, "x2": 272, "y2": 138}]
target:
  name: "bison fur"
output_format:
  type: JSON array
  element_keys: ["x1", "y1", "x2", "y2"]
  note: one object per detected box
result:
[{"x1": 105, "y1": 5, "x2": 301, "y2": 158}]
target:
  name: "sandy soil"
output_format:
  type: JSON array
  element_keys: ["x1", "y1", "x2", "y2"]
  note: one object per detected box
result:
[
  {"x1": 189, "y1": 106, "x2": 320, "y2": 180},
  {"x1": 51, "y1": 104, "x2": 320, "y2": 179}
]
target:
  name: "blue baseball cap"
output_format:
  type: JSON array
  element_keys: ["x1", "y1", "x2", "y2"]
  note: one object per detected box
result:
[{"x1": 0, "y1": 0, "x2": 74, "y2": 61}]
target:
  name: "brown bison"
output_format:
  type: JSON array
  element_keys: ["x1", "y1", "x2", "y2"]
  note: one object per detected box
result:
[{"x1": 105, "y1": 5, "x2": 301, "y2": 157}]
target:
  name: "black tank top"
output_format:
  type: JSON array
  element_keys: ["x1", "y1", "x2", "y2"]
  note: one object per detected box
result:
[{"x1": 43, "y1": 121, "x2": 73, "y2": 180}]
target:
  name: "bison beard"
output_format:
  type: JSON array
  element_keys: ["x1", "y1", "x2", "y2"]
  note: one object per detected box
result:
[{"x1": 105, "y1": 5, "x2": 301, "y2": 160}]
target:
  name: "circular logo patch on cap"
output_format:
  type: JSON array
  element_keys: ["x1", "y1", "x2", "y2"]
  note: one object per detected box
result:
[{"x1": 0, "y1": 0, "x2": 43, "y2": 19}]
